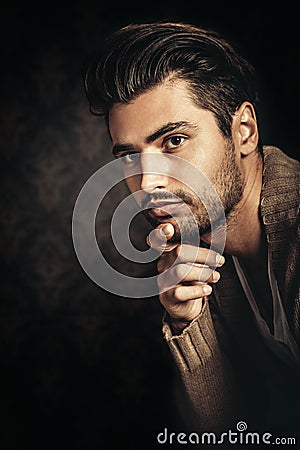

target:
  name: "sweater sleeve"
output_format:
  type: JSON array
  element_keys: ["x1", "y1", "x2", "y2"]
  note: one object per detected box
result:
[{"x1": 162, "y1": 298, "x2": 242, "y2": 433}]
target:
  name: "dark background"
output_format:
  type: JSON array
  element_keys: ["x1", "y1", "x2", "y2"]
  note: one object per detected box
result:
[{"x1": 1, "y1": 2, "x2": 299, "y2": 449}]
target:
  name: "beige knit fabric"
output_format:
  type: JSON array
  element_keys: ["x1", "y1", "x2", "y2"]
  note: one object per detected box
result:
[{"x1": 162, "y1": 146, "x2": 300, "y2": 434}]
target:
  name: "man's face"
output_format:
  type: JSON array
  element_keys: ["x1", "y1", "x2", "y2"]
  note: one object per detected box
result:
[{"x1": 109, "y1": 79, "x2": 244, "y2": 241}]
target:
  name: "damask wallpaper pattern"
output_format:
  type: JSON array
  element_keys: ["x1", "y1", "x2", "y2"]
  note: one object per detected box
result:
[{"x1": 0, "y1": 6, "x2": 177, "y2": 449}]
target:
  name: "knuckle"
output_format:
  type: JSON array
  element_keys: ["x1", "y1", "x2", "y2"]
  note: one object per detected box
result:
[
  {"x1": 174, "y1": 264, "x2": 182, "y2": 279},
  {"x1": 158, "y1": 292, "x2": 167, "y2": 307},
  {"x1": 174, "y1": 264, "x2": 189, "y2": 280},
  {"x1": 157, "y1": 259, "x2": 164, "y2": 273},
  {"x1": 169, "y1": 303, "x2": 183, "y2": 316},
  {"x1": 191, "y1": 285, "x2": 202, "y2": 298},
  {"x1": 174, "y1": 245, "x2": 182, "y2": 259},
  {"x1": 159, "y1": 290, "x2": 177, "y2": 309},
  {"x1": 173, "y1": 286, "x2": 184, "y2": 301},
  {"x1": 157, "y1": 272, "x2": 175, "y2": 292}
]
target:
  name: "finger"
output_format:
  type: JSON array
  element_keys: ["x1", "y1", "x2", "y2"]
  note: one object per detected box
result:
[
  {"x1": 161, "y1": 283, "x2": 212, "y2": 304},
  {"x1": 146, "y1": 223, "x2": 177, "y2": 252},
  {"x1": 160, "y1": 263, "x2": 220, "y2": 286},
  {"x1": 184, "y1": 263, "x2": 220, "y2": 283},
  {"x1": 177, "y1": 245, "x2": 225, "y2": 267},
  {"x1": 159, "y1": 288, "x2": 206, "y2": 323},
  {"x1": 157, "y1": 245, "x2": 225, "y2": 273}
]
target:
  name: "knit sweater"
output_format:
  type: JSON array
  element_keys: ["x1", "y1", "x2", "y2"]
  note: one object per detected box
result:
[{"x1": 162, "y1": 146, "x2": 300, "y2": 435}]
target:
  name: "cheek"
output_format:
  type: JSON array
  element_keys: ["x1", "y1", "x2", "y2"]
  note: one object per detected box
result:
[
  {"x1": 125, "y1": 175, "x2": 141, "y2": 193},
  {"x1": 185, "y1": 138, "x2": 226, "y2": 175}
]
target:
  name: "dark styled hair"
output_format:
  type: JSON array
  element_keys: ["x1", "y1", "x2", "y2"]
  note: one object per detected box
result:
[{"x1": 84, "y1": 22, "x2": 259, "y2": 141}]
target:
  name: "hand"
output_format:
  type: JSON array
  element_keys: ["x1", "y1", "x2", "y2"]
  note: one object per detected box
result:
[{"x1": 147, "y1": 223, "x2": 225, "y2": 333}]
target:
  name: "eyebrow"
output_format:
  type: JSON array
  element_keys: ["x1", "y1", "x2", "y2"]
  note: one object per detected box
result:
[{"x1": 112, "y1": 120, "x2": 198, "y2": 156}]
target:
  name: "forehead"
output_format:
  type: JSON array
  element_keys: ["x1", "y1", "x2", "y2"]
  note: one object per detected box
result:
[{"x1": 108, "y1": 80, "x2": 211, "y2": 143}]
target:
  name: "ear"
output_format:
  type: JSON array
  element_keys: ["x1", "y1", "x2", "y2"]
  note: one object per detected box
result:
[{"x1": 232, "y1": 102, "x2": 259, "y2": 156}]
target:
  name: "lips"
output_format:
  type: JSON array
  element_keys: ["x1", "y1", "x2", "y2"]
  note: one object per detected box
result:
[{"x1": 148, "y1": 201, "x2": 185, "y2": 217}]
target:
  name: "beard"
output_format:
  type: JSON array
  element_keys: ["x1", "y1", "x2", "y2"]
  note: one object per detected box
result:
[{"x1": 142, "y1": 139, "x2": 244, "y2": 244}]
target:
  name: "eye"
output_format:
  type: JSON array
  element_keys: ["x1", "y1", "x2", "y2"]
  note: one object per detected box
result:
[{"x1": 164, "y1": 135, "x2": 186, "y2": 150}]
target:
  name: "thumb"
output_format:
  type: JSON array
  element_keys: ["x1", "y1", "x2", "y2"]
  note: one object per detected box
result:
[{"x1": 146, "y1": 223, "x2": 177, "y2": 252}]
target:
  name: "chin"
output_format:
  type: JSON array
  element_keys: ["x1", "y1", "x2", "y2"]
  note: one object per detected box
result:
[
  {"x1": 143, "y1": 211, "x2": 212, "y2": 243},
  {"x1": 167, "y1": 218, "x2": 211, "y2": 245}
]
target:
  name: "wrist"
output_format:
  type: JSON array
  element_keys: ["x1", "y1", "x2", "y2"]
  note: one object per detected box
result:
[{"x1": 169, "y1": 317, "x2": 192, "y2": 335}]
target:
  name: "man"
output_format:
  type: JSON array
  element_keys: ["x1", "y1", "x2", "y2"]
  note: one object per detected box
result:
[{"x1": 84, "y1": 22, "x2": 300, "y2": 435}]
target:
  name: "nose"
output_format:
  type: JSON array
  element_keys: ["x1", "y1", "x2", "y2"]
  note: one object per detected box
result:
[
  {"x1": 140, "y1": 153, "x2": 169, "y2": 193},
  {"x1": 140, "y1": 172, "x2": 169, "y2": 193}
]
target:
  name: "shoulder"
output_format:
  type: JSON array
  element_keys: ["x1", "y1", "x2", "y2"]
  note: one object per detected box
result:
[
  {"x1": 262, "y1": 145, "x2": 299, "y2": 177},
  {"x1": 261, "y1": 146, "x2": 299, "y2": 217}
]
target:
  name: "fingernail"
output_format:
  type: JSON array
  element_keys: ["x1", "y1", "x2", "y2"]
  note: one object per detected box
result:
[
  {"x1": 162, "y1": 223, "x2": 174, "y2": 237},
  {"x1": 203, "y1": 285, "x2": 212, "y2": 294},
  {"x1": 216, "y1": 254, "x2": 225, "y2": 266},
  {"x1": 212, "y1": 271, "x2": 220, "y2": 281}
]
